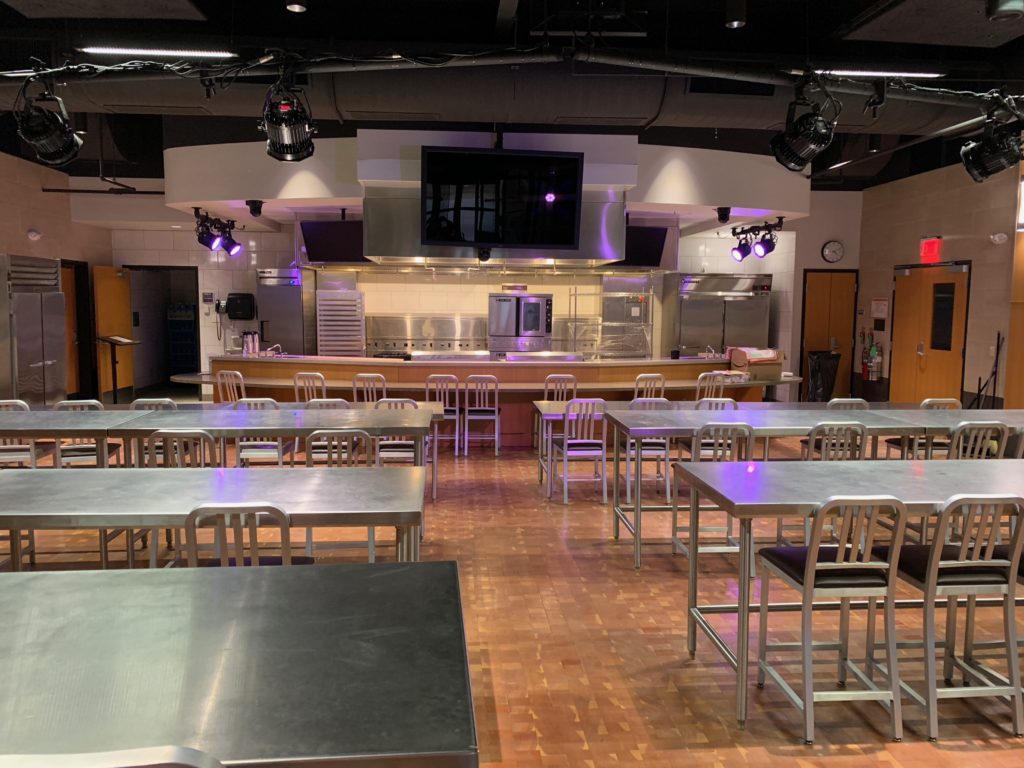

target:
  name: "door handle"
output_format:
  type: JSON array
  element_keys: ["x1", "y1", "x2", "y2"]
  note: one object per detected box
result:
[
  {"x1": 28, "y1": 362, "x2": 44, "y2": 369},
  {"x1": 43, "y1": 360, "x2": 57, "y2": 366},
  {"x1": 916, "y1": 342, "x2": 925, "y2": 357},
  {"x1": 829, "y1": 336, "x2": 837, "y2": 352},
  {"x1": 259, "y1": 320, "x2": 268, "y2": 342}
]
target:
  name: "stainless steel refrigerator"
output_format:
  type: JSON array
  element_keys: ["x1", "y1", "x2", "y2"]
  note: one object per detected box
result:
[
  {"x1": 660, "y1": 273, "x2": 772, "y2": 357},
  {"x1": 0, "y1": 254, "x2": 66, "y2": 407},
  {"x1": 255, "y1": 268, "x2": 317, "y2": 355}
]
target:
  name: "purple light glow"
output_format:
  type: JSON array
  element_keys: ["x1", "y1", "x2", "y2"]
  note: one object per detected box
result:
[
  {"x1": 228, "y1": 243, "x2": 243, "y2": 256},
  {"x1": 211, "y1": 236, "x2": 223, "y2": 251},
  {"x1": 544, "y1": 192, "x2": 556, "y2": 203},
  {"x1": 731, "y1": 247, "x2": 744, "y2": 262}
]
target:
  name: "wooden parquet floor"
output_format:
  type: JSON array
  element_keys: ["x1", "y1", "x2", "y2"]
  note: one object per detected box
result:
[{"x1": 15, "y1": 439, "x2": 1024, "y2": 767}]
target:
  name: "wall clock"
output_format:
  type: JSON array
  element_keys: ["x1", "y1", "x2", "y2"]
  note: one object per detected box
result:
[{"x1": 821, "y1": 240, "x2": 845, "y2": 264}]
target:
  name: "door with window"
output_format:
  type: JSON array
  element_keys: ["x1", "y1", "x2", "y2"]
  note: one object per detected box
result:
[
  {"x1": 889, "y1": 264, "x2": 969, "y2": 402},
  {"x1": 800, "y1": 270, "x2": 858, "y2": 399}
]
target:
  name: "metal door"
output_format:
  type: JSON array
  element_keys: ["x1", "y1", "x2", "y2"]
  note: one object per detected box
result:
[
  {"x1": 41, "y1": 291, "x2": 67, "y2": 404},
  {"x1": 488, "y1": 295, "x2": 517, "y2": 337},
  {"x1": 12, "y1": 293, "x2": 44, "y2": 407},
  {"x1": 677, "y1": 295, "x2": 724, "y2": 355},
  {"x1": 256, "y1": 284, "x2": 304, "y2": 354},
  {"x1": 723, "y1": 294, "x2": 771, "y2": 350}
]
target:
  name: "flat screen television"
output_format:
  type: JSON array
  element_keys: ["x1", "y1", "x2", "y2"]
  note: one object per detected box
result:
[
  {"x1": 421, "y1": 146, "x2": 584, "y2": 250},
  {"x1": 299, "y1": 220, "x2": 367, "y2": 263}
]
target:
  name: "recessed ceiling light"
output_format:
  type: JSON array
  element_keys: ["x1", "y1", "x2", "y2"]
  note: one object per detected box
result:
[
  {"x1": 170, "y1": 225, "x2": 182, "y2": 229},
  {"x1": 286, "y1": 2, "x2": 308, "y2": 12},
  {"x1": 815, "y1": 69, "x2": 944, "y2": 79},
  {"x1": 79, "y1": 46, "x2": 236, "y2": 59}
]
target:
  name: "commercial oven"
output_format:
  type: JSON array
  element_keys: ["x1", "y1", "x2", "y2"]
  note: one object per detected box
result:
[{"x1": 487, "y1": 292, "x2": 553, "y2": 353}]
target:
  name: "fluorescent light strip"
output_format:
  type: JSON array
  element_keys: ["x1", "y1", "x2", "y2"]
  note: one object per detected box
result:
[
  {"x1": 79, "y1": 46, "x2": 237, "y2": 59},
  {"x1": 815, "y1": 68, "x2": 944, "y2": 79}
]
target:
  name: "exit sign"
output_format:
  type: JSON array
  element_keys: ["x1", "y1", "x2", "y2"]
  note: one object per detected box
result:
[{"x1": 920, "y1": 236, "x2": 943, "y2": 264}]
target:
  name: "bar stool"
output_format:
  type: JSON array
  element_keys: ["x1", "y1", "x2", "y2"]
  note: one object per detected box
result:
[
  {"x1": 757, "y1": 495, "x2": 908, "y2": 745},
  {"x1": 870, "y1": 495, "x2": 1024, "y2": 741},
  {"x1": 304, "y1": 428, "x2": 376, "y2": 561},
  {"x1": 129, "y1": 397, "x2": 178, "y2": 411},
  {"x1": 884, "y1": 398, "x2": 961, "y2": 459},
  {"x1": 551, "y1": 398, "x2": 607, "y2": 504},
  {"x1": 622, "y1": 397, "x2": 673, "y2": 504},
  {"x1": 948, "y1": 420, "x2": 1008, "y2": 459},
  {"x1": 800, "y1": 398, "x2": 869, "y2": 458},
  {"x1": 374, "y1": 398, "x2": 420, "y2": 465},
  {"x1": 678, "y1": 397, "x2": 738, "y2": 461},
  {"x1": 426, "y1": 374, "x2": 460, "y2": 455},
  {"x1": 695, "y1": 371, "x2": 727, "y2": 400},
  {"x1": 352, "y1": 373, "x2": 387, "y2": 403},
  {"x1": 463, "y1": 374, "x2": 500, "y2": 456},
  {"x1": 215, "y1": 370, "x2": 246, "y2": 403},
  {"x1": 184, "y1": 503, "x2": 314, "y2": 567},
  {"x1": 535, "y1": 373, "x2": 577, "y2": 449},
  {"x1": 294, "y1": 371, "x2": 327, "y2": 402},
  {"x1": 304, "y1": 398, "x2": 351, "y2": 464},
  {"x1": 634, "y1": 373, "x2": 665, "y2": 399},
  {"x1": 233, "y1": 397, "x2": 297, "y2": 466}
]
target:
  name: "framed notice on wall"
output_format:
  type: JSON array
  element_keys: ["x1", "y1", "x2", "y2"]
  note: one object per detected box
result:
[{"x1": 871, "y1": 298, "x2": 889, "y2": 319}]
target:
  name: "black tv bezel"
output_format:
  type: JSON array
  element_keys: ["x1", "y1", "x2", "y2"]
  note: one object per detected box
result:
[
  {"x1": 299, "y1": 219, "x2": 368, "y2": 264},
  {"x1": 420, "y1": 145, "x2": 585, "y2": 251}
]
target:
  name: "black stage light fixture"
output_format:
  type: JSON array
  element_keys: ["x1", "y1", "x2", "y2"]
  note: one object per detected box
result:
[
  {"x1": 220, "y1": 231, "x2": 243, "y2": 257},
  {"x1": 194, "y1": 208, "x2": 223, "y2": 251},
  {"x1": 725, "y1": 0, "x2": 746, "y2": 28},
  {"x1": 731, "y1": 238, "x2": 751, "y2": 262},
  {"x1": 961, "y1": 120, "x2": 1023, "y2": 183},
  {"x1": 988, "y1": 0, "x2": 1024, "y2": 21},
  {"x1": 770, "y1": 102, "x2": 835, "y2": 173},
  {"x1": 259, "y1": 77, "x2": 316, "y2": 162},
  {"x1": 14, "y1": 88, "x2": 82, "y2": 167},
  {"x1": 753, "y1": 233, "x2": 776, "y2": 258}
]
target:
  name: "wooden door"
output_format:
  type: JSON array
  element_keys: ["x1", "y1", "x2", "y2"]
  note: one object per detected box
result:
[
  {"x1": 60, "y1": 266, "x2": 80, "y2": 395},
  {"x1": 889, "y1": 265, "x2": 969, "y2": 402},
  {"x1": 93, "y1": 266, "x2": 134, "y2": 400},
  {"x1": 801, "y1": 271, "x2": 857, "y2": 399}
]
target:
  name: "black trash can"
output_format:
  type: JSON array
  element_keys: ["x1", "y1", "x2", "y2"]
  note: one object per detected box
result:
[{"x1": 806, "y1": 351, "x2": 841, "y2": 402}]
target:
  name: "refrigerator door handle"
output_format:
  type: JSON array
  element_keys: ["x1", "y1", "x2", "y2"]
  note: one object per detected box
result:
[
  {"x1": 28, "y1": 361, "x2": 45, "y2": 368},
  {"x1": 259, "y1": 320, "x2": 268, "y2": 342}
]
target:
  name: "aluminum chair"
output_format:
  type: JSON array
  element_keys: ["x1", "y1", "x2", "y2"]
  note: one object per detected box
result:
[
  {"x1": 293, "y1": 371, "x2": 327, "y2": 402},
  {"x1": 0, "y1": 746, "x2": 226, "y2": 768},
  {"x1": 215, "y1": 370, "x2": 246, "y2": 403},
  {"x1": 884, "y1": 397, "x2": 961, "y2": 459},
  {"x1": 352, "y1": 373, "x2": 387, "y2": 403},
  {"x1": 622, "y1": 397, "x2": 673, "y2": 504},
  {"x1": 129, "y1": 397, "x2": 178, "y2": 411},
  {"x1": 948, "y1": 420, "x2": 1008, "y2": 460},
  {"x1": 805, "y1": 421, "x2": 867, "y2": 461},
  {"x1": 306, "y1": 397, "x2": 351, "y2": 409},
  {"x1": 426, "y1": 374, "x2": 461, "y2": 455},
  {"x1": 303, "y1": 398, "x2": 352, "y2": 464},
  {"x1": 633, "y1": 373, "x2": 665, "y2": 399},
  {"x1": 374, "y1": 398, "x2": 420, "y2": 465},
  {"x1": 828, "y1": 397, "x2": 870, "y2": 410},
  {"x1": 53, "y1": 399, "x2": 122, "y2": 467},
  {"x1": 671, "y1": 423, "x2": 754, "y2": 558},
  {"x1": 757, "y1": 496, "x2": 908, "y2": 745},
  {"x1": 0, "y1": 398, "x2": 51, "y2": 468},
  {"x1": 184, "y1": 502, "x2": 312, "y2": 567},
  {"x1": 535, "y1": 373, "x2": 577, "y2": 450},
  {"x1": 551, "y1": 398, "x2": 606, "y2": 504},
  {"x1": 694, "y1": 397, "x2": 738, "y2": 411},
  {"x1": 695, "y1": 371, "x2": 727, "y2": 400},
  {"x1": 463, "y1": 374, "x2": 500, "y2": 456},
  {"x1": 870, "y1": 495, "x2": 1024, "y2": 741},
  {"x1": 232, "y1": 397, "x2": 297, "y2": 466},
  {"x1": 304, "y1": 428, "x2": 376, "y2": 561}
]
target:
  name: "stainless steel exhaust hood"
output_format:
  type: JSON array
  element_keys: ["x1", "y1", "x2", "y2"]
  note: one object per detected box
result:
[{"x1": 362, "y1": 187, "x2": 626, "y2": 267}]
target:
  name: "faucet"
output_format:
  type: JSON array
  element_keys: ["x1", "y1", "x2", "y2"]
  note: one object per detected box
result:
[
  {"x1": 705, "y1": 345, "x2": 717, "y2": 356},
  {"x1": 265, "y1": 344, "x2": 283, "y2": 356}
]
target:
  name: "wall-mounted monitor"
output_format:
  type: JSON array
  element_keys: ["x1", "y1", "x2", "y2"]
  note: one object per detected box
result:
[
  {"x1": 421, "y1": 146, "x2": 584, "y2": 250},
  {"x1": 299, "y1": 220, "x2": 367, "y2": 263}
]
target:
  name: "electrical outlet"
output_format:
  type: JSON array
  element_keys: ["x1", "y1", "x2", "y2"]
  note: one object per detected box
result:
[{"x1": 989, "y1": 345, "x2": 997, "y2": 357}]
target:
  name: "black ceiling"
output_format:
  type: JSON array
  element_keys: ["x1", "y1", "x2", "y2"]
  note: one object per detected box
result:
[{"x1": 2, "y1": 0, "x2": 1024, "y2": 188}]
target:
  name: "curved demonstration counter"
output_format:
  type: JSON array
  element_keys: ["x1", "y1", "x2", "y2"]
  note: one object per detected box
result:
[{"x1": 197, "y1": 354, "x2": 800, "y2": 448}]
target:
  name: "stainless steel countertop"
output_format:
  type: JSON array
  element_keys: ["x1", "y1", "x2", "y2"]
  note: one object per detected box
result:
[
  {"x1": 0, "y1": 563, "x2": 477, "y2": 767},
  {"x1": 603, "y1": 408, "x2": 922, "y2": 438},
  {"x1": 676, "y1": 459, "x2": 1024, "y2": 518},
  {"x1": 0, "y1": 410, "x2": 145, "y2": 438},
  {"x1": 0, "y1": 467, "x2": 425, "y2": 528}
]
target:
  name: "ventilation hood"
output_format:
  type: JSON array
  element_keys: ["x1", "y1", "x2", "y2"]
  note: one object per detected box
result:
[{"x1": 362, "y1": 188, "x2": 625, "y2": 267}]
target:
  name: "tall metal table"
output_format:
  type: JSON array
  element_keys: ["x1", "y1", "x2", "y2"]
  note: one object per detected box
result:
[{"x1": 0, "y1": 562, "x2": 477, "y2": 767}]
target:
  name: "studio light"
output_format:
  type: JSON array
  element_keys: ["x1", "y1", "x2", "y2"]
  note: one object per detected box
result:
[
  {"x1": 960, "y1": 120, "x2": 1023, "y2": 183},
  {"x1": 988, "y1": 0, "x2": 1024, "y2": 21},
  {"x1": 79, "y1": 46, "x2": 236, "y2": 59},
  {"x1": 286, "y1": 2, "x2": 308, "y2": 11},
  {"x1": 731, "y1": 238, "x2": 751, "y2": 262},
  {"x1": 753, "y1": 233, "x2": 776, "y2": 258},
  {"x1": 814, "y1": 68, "x2": 944, "y2": 79},
  {"x1": 725, "y1": 0, "x2": 746, "y2": 28},
  {"x1": 220, "y1": 232, "x2": 243, "y2": 257},
  {"x1": 13, "y1": 88, "x2": 82, "y2": 167},
  {"x1": 196, "y1": 226, "x2": 222, "y2": 251},
  {"x1": 770, "y1": 106, "x2": 834, "y2": 173},
  {"x1": 259, "y1": 79, "x2": 316, "y2": 162}
]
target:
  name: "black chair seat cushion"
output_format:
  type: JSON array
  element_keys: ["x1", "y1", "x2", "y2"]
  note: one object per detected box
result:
[
  {"x1": 443, "y1": 407, "x2": 458, "y2": 417},
  {"x1": 884, "y1": 436, "x2": 950, "y2": 450},
  {"x1": 466, "y1": 407, "x2": 499, "y2": 416},
  {"x1": 761, "y1": 545, "x2": 889, "y2": 589},
  {"x1": 552, "y1": 438, "x2": 604, "y2": 451},
  {"x1": 872, "y1": 544, "x2": 1009, "y2": 586},
  {"x1": 196, "y1": 555, "x2": 316, "y2": 567},
  {"x1": 989, "y1": 545, "x2": 1024, "y2": 577}
]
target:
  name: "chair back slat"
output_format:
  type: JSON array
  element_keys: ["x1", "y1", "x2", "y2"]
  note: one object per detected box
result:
[
  {"x1": 544, "y1": 374, "x2": 577, "y2": 402},
  {"x1": 565, "y1": 398, "x2": 604, "y2": 441},
  {"x1": 185, "y1": 503, "x2": 291, "y2": 567},
  {"x1": 293, "y1": 372, "x2": 327, "y2": 402},
  {"x1": 215, "y1": 370, "x2": 245, "y2": 403},
  {"x1": 807, "y1": 421, "x2": 866, "y2": 461},
  {"x1": 922, "y1": 397, "x2": 961, "y2": 410},
  {"x1": 807, "y1": 496, "x2": 906, "y2": 580},
  {"x1": 949, "y1": 421, "x2": 1008, "y2": 460},
  {"x1": 695, "y1": 371, "x2": 727, "y2": 400},
  {"x1": 233, "y1": 397, "x2": 279, "y2": 411},
  {"x1": 306, "y1": 398, "x2": 350, "y2": 410},
  {"x1": 634, "y1": 373, "x2": 665, "y2": 399},
  {"x1": 464, "y1": 374, "x2": 498, "y2": 411},
  {"x1": 827, "y1": 397, "x2": 869, "y2": 411},
  {"x1": 628, "y1": 396, "x2": 670, "y2": 411},
  {"x1": 695, "y1": 397, "x2": 738, "y2": 411},
  {"x1": 0, "y1": 399, "x2": 30, "y2": 449},
  {"x1": 928, "y1": 496, "x2": 1024, "y2": 586},
  {"x1": 130, "y1": 398, "x2": 177, "y2": 411},
  {"x1": 305, "y1": 429, "x2": 372, "y2": 467},
  {"x1": 54, "y1": 399, "x2": 104, "y2": 447},
  {"x1": 425, "y1": 374, "x2": 459, "y2": 409},
  {"x1": 353, "y1": 373, "x2": 387, "y2": 403},
  {"x1": 692, "y1": 423, "x2": 754, "y2": 462},
  {"x1": 143, "y1": 430, "x2": 218, "y2": 468}
]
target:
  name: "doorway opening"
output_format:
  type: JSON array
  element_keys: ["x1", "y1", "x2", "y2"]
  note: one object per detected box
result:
[
  {"x1": 59, "y1": 259, "x2": 98, "y2": 399},
  {"x1": 124, "y1": 265, "x2": 201, "y2": 402},
  {"x1": 798, "y1": 269, "x2": 858, "y2": 401}
]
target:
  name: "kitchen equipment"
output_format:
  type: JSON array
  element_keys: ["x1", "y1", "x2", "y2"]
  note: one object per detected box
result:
[
  {"x1": 488, "y1": 292, "x2": 553, "y2": 353},
  {"x1": 0, "y1": 254, "x2": 66, "y2": 407},
  {"x1": 255, "y1": 268, "x2": 317, "y2": 356},
  {"x1": 241, "y1": 331, "x2": 260, "y2": 357},
  {"x1": 599, "y1": 275, "x2": 656, "y2": 359},
  {"x1": 660, "y1": 274, "x2": 772, "y2": 358},
  {"x1": 366, "y1": 315, "x2": 488, "y2": 354},
  {"x1": 225, "y1": 293, "x2": 255, "y2": 320},
  {"x1": 316, "y1": 290, "x2": 365, "y2": 356}
]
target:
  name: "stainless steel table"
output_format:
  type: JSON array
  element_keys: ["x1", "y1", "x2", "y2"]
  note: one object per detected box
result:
[
  {"x1": 0, "y1": 562, "x2": 477, "y2": 767},
  {"x1": 0, "y1": 466, "x2": 426, "y2": 568},
  {"x1": 0, "y1": 410, "x2": 146, "y2": 467},
  {"x1": 674, "y1": 458, "x2": 1024, "y2": 728},
  {"x1": 879, "y1": 408, "x2": 1024, "y2": 457},
  {"x1": 604, "y1": 408, "x2": 920, "y2": 569}
]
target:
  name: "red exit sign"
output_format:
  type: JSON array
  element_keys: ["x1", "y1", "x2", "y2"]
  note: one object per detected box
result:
[{"x1": 920, "y1": 236, "x2": 943, "y2": 264}]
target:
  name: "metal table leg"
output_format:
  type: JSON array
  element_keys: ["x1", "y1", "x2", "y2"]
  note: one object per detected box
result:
[
  {"x1": 8, "y1": 529, "x2": 22, "y2": 572},
  {"x1": 612, "y1": 426, "x2": 621, "y2": 539},
  {"x1": 687, "y1": 486, "x2": 700, "y2": 657},
  {"x1": 736, "y1": 518, "x2": 753, "y2": 727},
  {"x1": 99, "y1": 437, "x2": 109, "y2": 468},
  {"x1": 633, "y1": 438, "x2": 643, "y2": 570},
  {"x1": 431, "y1": 422, "x2": 438, "y2": 502},
  {"x1": 546, "y1": 418, "x2": 555, "y2": 500}
]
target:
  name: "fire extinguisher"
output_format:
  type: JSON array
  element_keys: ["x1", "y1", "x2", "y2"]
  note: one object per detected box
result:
[{"x1": 861, "y1": 330, "x2": 872, "y2": 380}]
